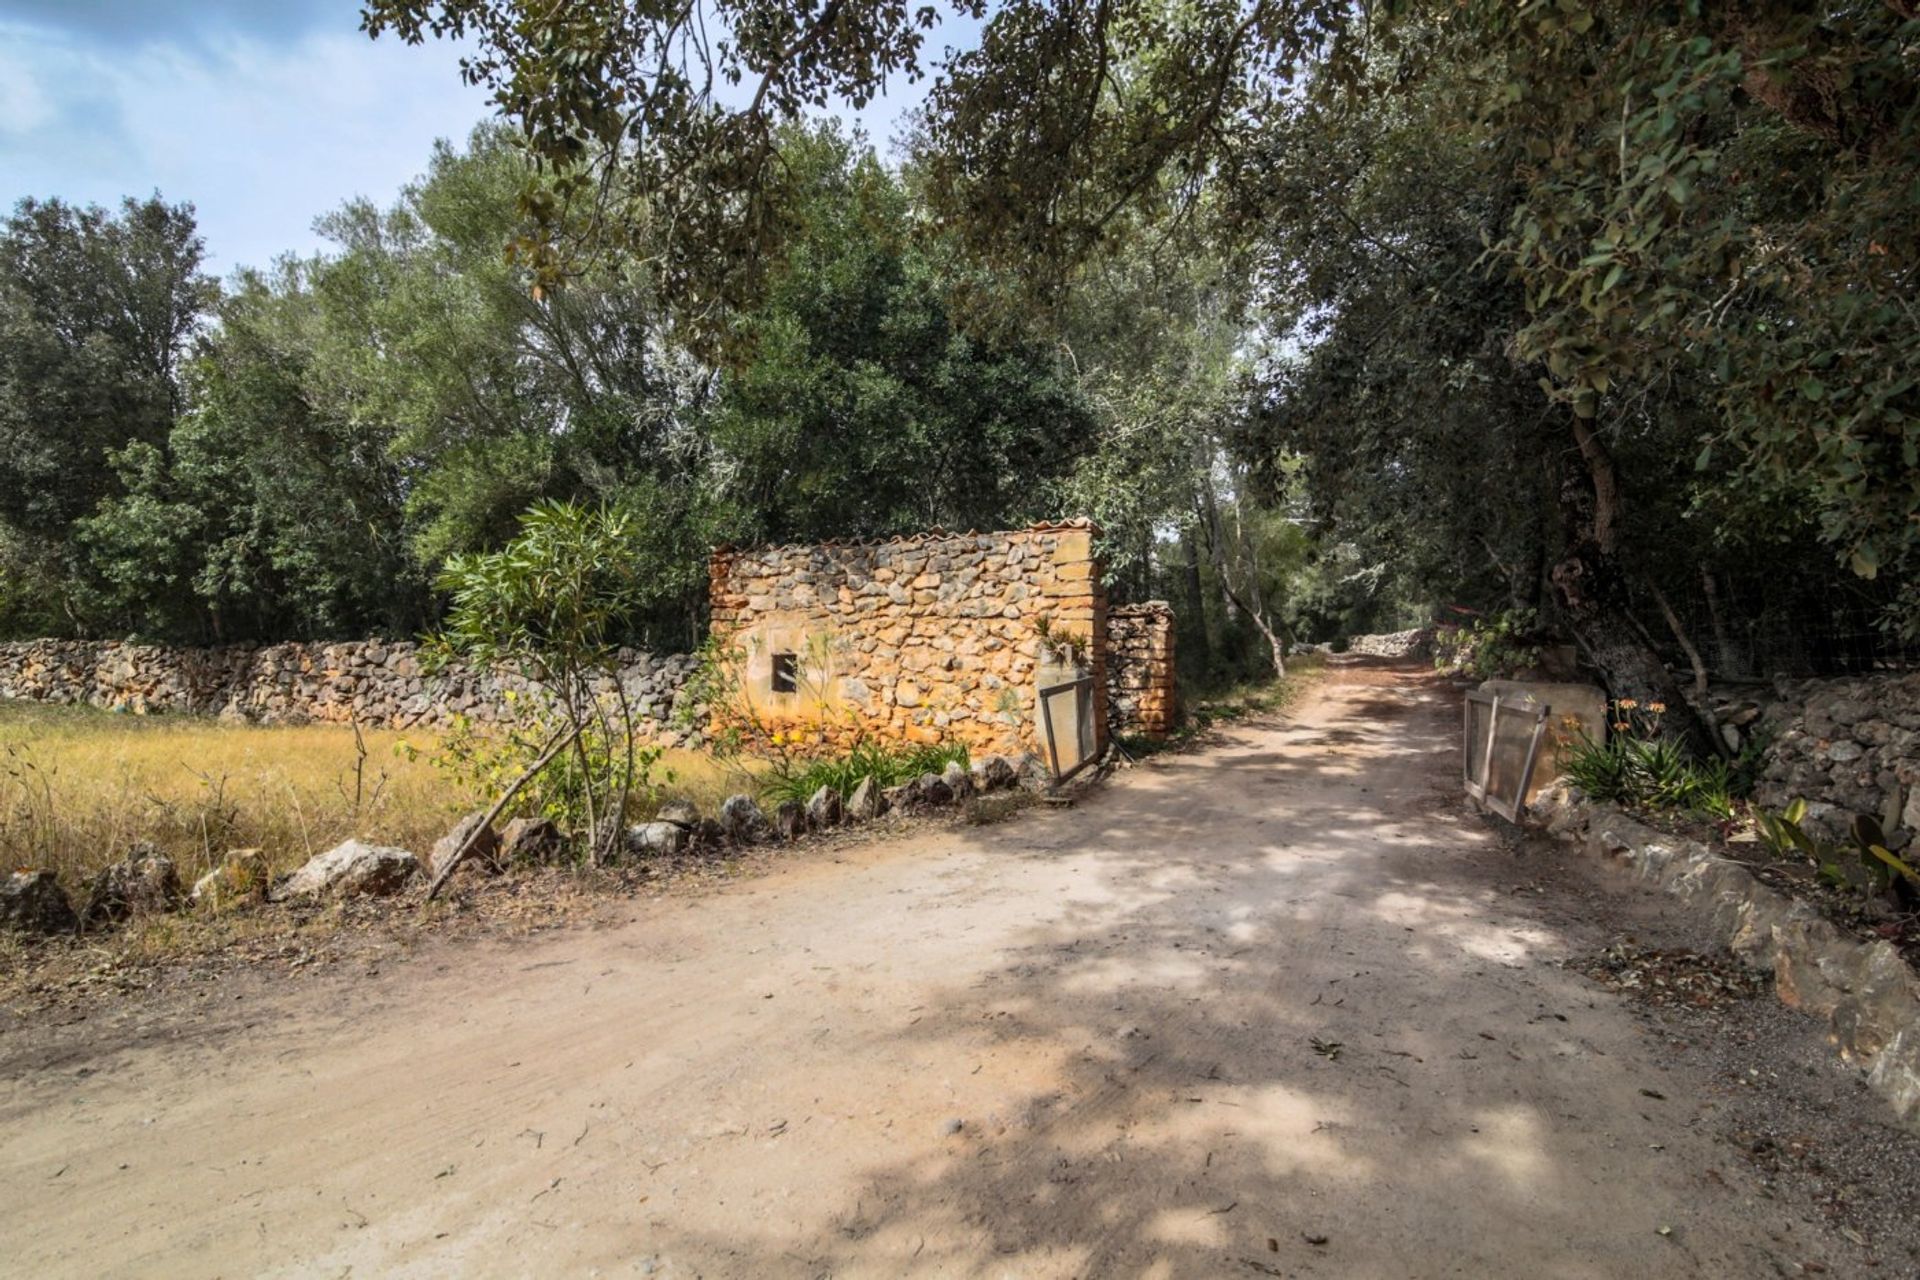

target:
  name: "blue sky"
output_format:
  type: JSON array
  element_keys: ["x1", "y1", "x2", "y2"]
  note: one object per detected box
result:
[{"x1": 0, "y1": 0, "x2": 959, "y2": 277}]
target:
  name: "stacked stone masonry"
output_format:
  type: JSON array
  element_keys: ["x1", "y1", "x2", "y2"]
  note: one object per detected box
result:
[
  {"x1": 0, "y1": 521, "x2": 1182, "y2": 760},
  {"x1": 1107, "y1": 602, "x2": 1178, "y2": 736},
  {"x1": 1754, "y1": 671, "x2": 1920, "y2": 850},
  {"x1": 709, "y1": 522, "x2": 1111, "y2": 760},
  {"x1": 0, "y1": 638, "x2": 701, "y2": 741}
]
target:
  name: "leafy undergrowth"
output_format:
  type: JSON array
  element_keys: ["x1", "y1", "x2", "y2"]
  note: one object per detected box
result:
[{"x1": 760, "y1": 738, "x2": 970, "y2": 807}]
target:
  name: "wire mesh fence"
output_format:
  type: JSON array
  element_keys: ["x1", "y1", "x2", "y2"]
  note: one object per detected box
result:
[{"x1": 1642, "y1": 577, "x2": 1916, "y2": 680}]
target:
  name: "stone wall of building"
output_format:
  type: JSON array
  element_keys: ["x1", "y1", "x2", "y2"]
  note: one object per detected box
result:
[
  {"x1": 0, "y1": 638, "x2": 700, "y2": 740},
  {"x1": 1754, "y1": 672, "x2": 1920, "y2": 849},
  {"x1": 707, "y1": 521, "x2": 1109, "y2": 760},
  {"x1": 1107, "y1": 602, "x2": 1177, "y2": 736}
]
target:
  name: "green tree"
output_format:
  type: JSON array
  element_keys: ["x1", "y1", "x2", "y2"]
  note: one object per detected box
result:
[
  {"x1": 432, "y1": 500, "x2": 668, "y2": 867},
  {"x1": 82, "y1": 264, "x2": 426, "y2": 641},
  {"x1": 0, "y1": 195, "x2": 215, "y2": 633},
  {"x1": 379, "y1": 0, "x2": 1920, "y2": 735},
  {"x1": 708, "y1": 125, "x2": 1096, "y2": 546}
]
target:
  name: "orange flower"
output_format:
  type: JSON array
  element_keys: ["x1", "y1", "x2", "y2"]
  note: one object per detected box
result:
[
  {"x1": 1646, "y1": 701, "x2": 1667, "y2": 714},
  {"x1": 1617, "y1": 698, "x2": 1639, "y2": 711}
]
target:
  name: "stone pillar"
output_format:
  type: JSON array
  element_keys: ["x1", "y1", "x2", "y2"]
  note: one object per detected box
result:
[{"x1": 1107, "y1": 602, "x2": 1179, "y2": 736}]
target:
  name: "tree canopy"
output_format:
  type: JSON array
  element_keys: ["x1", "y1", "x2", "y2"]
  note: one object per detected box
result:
[{"x1": 4, "y1": 0, "x2": 1913, "y2": 729}]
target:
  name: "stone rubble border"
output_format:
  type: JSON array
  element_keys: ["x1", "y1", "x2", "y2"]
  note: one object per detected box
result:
[{"x1": 1532, "y1": 780, "x2": 1920, "y2": 1131}]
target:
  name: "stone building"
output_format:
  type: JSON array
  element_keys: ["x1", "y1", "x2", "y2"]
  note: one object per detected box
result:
[
  {"x1": 0, "y1": 521, "x2": 1182, "y2": 764},
  {"x1": 708, "y1": 521, "x2": 1178, "y2": 770}
]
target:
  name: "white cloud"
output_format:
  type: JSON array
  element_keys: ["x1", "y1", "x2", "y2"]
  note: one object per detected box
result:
[
  {"x1": 0, "y1": 19, "x2": 490, "y2": 274},
  {"x1": 0, "y1": 44, "x2": 58, "y2": 135}
]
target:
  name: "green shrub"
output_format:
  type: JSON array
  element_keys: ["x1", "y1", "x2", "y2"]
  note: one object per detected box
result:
[
  {"x1": 1561, "y1": 734, "x2": 1638, "y2": 804},
  {"x1": 1434, "y1": 610, "x2": 1543, "y2": 680},
  {"x1": 760, "y1": 737, "x2": 971, "y2": 807},
  {"x1": 1558, "y1": 697, "x2": 1737, "y2": 820},
  {"x1": 1754, "y1": 799, "x2": 1920, "y2": 905}
]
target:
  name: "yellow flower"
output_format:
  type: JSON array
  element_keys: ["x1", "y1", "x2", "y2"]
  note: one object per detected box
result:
[
  {"x1": 1617, "y1": 698, "x2": 1639, "y2": 711},
  {"x1": 1646, "y1": 701, "x2": 1666, "y2": 714},
  {"x1": 1612, "y1": 721, "x2": 1630, "y2": 732}
]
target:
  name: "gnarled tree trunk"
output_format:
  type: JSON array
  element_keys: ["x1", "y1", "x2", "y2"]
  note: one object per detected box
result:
[{"x1": 1550, "y1": 421, "x2": 1718, "y2": 758}]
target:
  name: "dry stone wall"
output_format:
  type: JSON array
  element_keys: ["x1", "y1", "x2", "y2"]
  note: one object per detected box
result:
[
  {"x1": 1345, "y1": 628, "x2": 1435, "y2": 659},
  {"x1": 0, "y1": 639, "x2": 701, "y2": 741},
  {"x1": 1754, "y1": 672, "x2": 1920, "y2": 849},
  {"x1": 1107, "y1": 602, "x2": 1177, "y2": 736},
  {"x1": 708, "y1": 521, "x2": 1109, "y2": 759}
]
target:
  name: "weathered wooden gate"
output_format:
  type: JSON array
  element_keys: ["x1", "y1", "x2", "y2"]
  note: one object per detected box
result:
[
  {"x1": 1039, "y1": 674, "x2": 1099, "y2": 781},
  {"x1": 1463, "y1": 687, "x2": 1552, "y2": 822}
]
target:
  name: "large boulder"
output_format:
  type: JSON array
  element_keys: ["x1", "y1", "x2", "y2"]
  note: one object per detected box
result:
[
  {"x1": 1, "y1": 870, "x2": 77, "y2": 935},
  {"x1": 655, "y1": 798, "x2": 701, "y2": 829},
  {"x1": 281, "y1": 840, "x2": 420, "y2": 900},
  {"x1": 719, "y1": 794, "x2": 772, "y2": 844},
  {"x1": 806, "y1": 785, "x2": 843, "y2": 830},
  {"x1": 774, "y1": 800, "x2": 808, "y2": 841},
  {"x1": 499, "y1": 816, "x2": 567, "y2": 864},
  {"x1": 84, "y1": 844, "x2": 182, "y2": 926},
  {"x1": 847, "y1": 775, "x2": 887, "y2": 822},
  {"x1": 191, "y1": 849, "x2": 270, "y2": 910},
  {"x1": 627, "y1": 821, "x2": 689, "y2": 857},
  {"x1": 429, "y1": 811, "x2": 502, "y2": 879}
]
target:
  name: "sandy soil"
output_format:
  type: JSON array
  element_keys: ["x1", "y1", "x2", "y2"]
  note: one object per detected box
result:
[{"x1": 4, "y1": 659, "x2": 1916, "y2": 1278}]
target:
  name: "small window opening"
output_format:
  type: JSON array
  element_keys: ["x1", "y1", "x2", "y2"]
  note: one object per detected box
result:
[{"x1": 771, "y1": 652, "x2": 799, "y2": 694}]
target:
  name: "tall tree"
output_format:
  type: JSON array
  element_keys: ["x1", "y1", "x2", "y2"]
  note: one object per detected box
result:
[
  {"x1": 0, "y1": 195, "x2": 215, "y2": 631},
  {"x1": 369, "y1": 0, "x2": 1919, "y2": 730}
]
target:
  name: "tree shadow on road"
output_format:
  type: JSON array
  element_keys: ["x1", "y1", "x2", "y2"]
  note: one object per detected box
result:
[{"x1": 662, "y1": 665, "x2": 1803, "y2": 1277}]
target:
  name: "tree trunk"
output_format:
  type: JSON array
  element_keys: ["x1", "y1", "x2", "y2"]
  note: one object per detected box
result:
[
  {"x1": 1223, "y1": 580, "x2": 1287, "y2": 680},
  {"x1": 1700, "y1": 565, "x2": 1744, "y2": 678},
  {"x1": 1179, "y1": 519, "x2": 1214, "y2": 672},
  {"x1": 1196, "y1": 468, "x2": 1237, "y2": 626},
  {"x1": 1550, "y1": 421, "x2": 1718, "y2": 758}
]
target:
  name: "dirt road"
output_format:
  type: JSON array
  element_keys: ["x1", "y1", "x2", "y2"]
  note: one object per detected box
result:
[{"x1": 4, "y1": 661, "x2": 1915, "y2": 1277}]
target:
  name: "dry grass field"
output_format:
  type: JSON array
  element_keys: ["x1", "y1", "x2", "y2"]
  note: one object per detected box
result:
[{"x1": 0, "y1": 701, "x2": 752, "y2": 892}]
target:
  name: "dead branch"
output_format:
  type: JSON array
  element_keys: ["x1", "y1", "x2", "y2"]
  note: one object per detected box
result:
[{"x1": 424, "y1": 723, "x2": 583, "y2": 903}]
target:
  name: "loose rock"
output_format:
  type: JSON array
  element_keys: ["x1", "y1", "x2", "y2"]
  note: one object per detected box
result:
[
  {"x1": 282, "y1": 840, "x2": 420, "y2": 899},
  {"x1": 429, "y1": 811, "x2": 502, "y2": 878},
  {"x1": 1, "y1": 870, "x2": 77, "y2": 935},
  {"x1": 627, "y1": 821, "x2": 689, "y2": 857},
  {"x1": 655, "y1": 798, "x2": 701, "y2": 828},
  {"x1": 975, "y1": 754, "x2": 1018, "y2": 791},
  {"x1": 774, "y1": 800, "x2": 808, "y2": 841},
  {"x1": 719, "y1": 794, "x2": 772, "y2": 844},
  {"x1": 499, "y1": 816, "x2": 567, "y2": 864},
  {"x1": 190, "y1": 849, "x2": 270, "y2": 910},
  {"x1": 806, "y1": 785, "x2": 843, "y2": 829},
  {"x1": 942, "y1": 761, "x2": 974, "y2": 802},
  {"x1": 84, "y1": 844, "x2": 182, "y2": 926},
  {"x1": 847, "y1": 775, "x2": 886, "y2": 822}
]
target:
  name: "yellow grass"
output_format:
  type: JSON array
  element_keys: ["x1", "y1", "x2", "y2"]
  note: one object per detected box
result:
[{"x1": 0, "y1": 701, "x2": 753, "y2": 893}]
